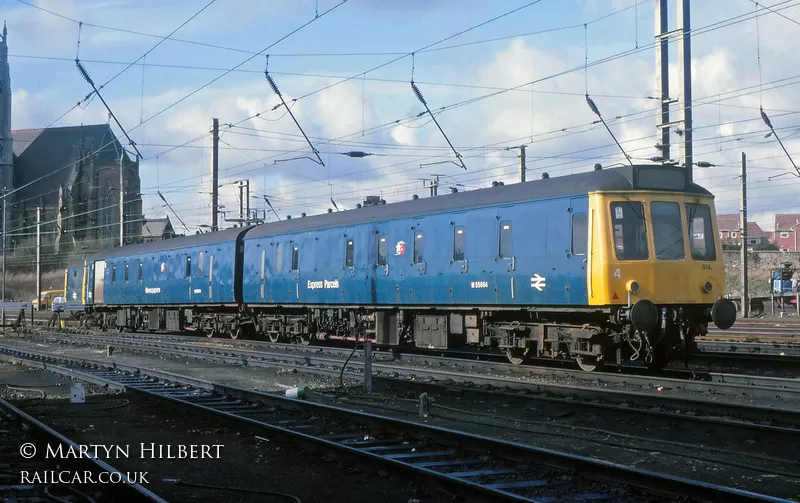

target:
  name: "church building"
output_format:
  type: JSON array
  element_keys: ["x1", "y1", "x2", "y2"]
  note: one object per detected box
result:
[{"x1": 0, "y1": 25, "x2": 143, "y2": 259}]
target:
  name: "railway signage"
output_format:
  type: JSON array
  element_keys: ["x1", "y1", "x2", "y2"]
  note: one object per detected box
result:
[
  {"x1": 395, "y1": 241, "x2": 406, "y2": 256},
  {"x1": 530, "y1": 274, "x2": 547, "y2": 291},
  {"x1": 307, "y1": 279, "x2": 341, "y2": 290}
]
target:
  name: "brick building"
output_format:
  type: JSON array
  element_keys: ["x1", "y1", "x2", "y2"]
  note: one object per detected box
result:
[
  {"x1": 715, "y1": 214, "x2": 769, "y2": 247},
  {"x1": 772, "y1": 214, "x2": 800, "y2": 252}
]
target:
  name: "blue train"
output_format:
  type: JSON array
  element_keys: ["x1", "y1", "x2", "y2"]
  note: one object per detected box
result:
[{"x1": 63, "y1": 164, "x2": 736, "y2": 370}]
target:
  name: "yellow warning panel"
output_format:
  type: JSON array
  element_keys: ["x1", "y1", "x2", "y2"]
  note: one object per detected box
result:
[{"x1": 587, "y1": 191, "x2": 725, "y2": 306}]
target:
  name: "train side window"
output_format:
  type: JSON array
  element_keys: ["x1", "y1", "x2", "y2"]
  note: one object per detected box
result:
[
  {"x1": 571, "y1": 214, "x2": 587, "y2": 255},
  {"x1": 138, "y1": 262, "x2": 143, "y2": 282},
  {"x1": 686, "y1": 203, "x2": 717, "y2": 261},
  {"x1": 651, "y1": 202, "x2": 685, "y2": 260},
  {"x1": 185, "y1": 256, "x2": 192, "y2": 278},
  {"x1": 291, "y1": 244, "x2": 299, "y2": 271},
  {"x1": 111, "y1": 265, "x2": 116, "y2": 283},
  {"x1": 499, "y1": 221, "x2": 512, "y2": 258},
  {"x1": 260, "y1": 249, "x2": 266, "y2": 281},
  {"x1": 414, "y1": 232, "x2": 424, "y2": 264},
  {"x1": 610, "y1": 201, "x2": 648, "y2": 260},
  {"x1": 73, "y1": 270, "x2": 77, "y2": 277},
  {"x1": 198, "y1": 252, "x2": 205, "y2": 277},
  {"x1": 453, "y1": 226, "x2": 465, "y2": 262},
  {"x1": 377, "y1": 235, "x2": 387, "y2": 266},
  {"x1": 345, "y1": 239, "x2": 355, "y2": 268},
  {"x1": 124, "y1": 263, "x2": 129, "y2": 282},
  {"x1": 275, "y1": 243, "x2": 283, "y2": 273}
]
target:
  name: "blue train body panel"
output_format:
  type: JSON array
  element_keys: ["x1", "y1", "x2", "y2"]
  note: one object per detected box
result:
[
  {"x1": 84, "y1": 227, "x2": 248, "y2": 307},
  {"x1": 242, "y1": 195, "x2": 589, "y2": 307}
]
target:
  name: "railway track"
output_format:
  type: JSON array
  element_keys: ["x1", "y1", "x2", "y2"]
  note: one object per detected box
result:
[
  {"x1": 4, "y1": 331, "x2": 800, "y2": 441},
  {"x1": 15, "y1": 328, "x2": 800, "y2": 395},
  {"x1": 0, "y1": 344, "x2": 792, "y2": 503},
  {"x1": 0, "y1": 395, "x2": 166, "y2": 503}
]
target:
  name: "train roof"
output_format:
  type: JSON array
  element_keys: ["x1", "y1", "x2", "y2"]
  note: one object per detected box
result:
[
  {"x1": 86, "y1": 226, "x2": 251, "y2": 261},
  {"x1": 244, "y1": 164, "x2": 711, "y2": 240}
]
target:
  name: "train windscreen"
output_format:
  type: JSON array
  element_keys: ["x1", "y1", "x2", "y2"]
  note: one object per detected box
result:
[
  {"x1": 686, "y1": 203, "x2": 716, "y2": 261},
  {"x1": 610, "y1": 201, "x2": 648, "y2": 260}
]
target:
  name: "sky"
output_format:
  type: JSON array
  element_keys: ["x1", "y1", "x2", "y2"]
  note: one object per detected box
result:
[{"x1": 3, "y1": 0, "x2": 800, "y2": 233}]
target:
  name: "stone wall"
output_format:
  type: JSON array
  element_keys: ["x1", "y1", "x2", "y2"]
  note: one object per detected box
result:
[{"x1": 723, "y1": 251, "x2": 800, "y2": 297}]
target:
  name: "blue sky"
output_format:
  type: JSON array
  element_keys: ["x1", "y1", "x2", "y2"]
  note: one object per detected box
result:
[{"x1": 4, "y1": 0, "x2": 800, "y2": 232}]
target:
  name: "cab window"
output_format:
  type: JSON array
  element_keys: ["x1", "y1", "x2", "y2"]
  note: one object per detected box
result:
[
  {"x1": 686, "y1": 203, "x2": 717, "y2": 261},
  {"x1": 610, "y1": 201, "x2": 648, "y2": 260},
  {"x1": 651, "y1": 202, "x2": 685, "y2": 260}
]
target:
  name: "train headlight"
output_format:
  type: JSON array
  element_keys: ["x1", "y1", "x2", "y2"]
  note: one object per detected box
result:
[
  {"x1": 703, "y1": 281, "x2": 713, "y2": 294},
  {"x1": 626, "y1": 280, "x2": 640, "y2": 294}
]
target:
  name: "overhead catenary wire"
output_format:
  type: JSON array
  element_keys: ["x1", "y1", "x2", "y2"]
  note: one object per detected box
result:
[
  {"x1": 410, "y1": 81, "x2": 466, "y2": 170},
  {"x1": 12, "y1": 0, "x2": 800, "y2": 230},
  {"x1": 265, "y1": 62, "x2": 325, "y2": 167}
]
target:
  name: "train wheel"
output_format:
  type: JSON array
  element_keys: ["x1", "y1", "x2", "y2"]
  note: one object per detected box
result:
[
  {"x1": 505, "y1": 348, "x2": 529, "y2": 365},
  {"x1": 575, "y1": 354, "x2": 603, "y2": 372},
  {"x1": 229, "y1": 326, "x2": 242, "y2": 340}
]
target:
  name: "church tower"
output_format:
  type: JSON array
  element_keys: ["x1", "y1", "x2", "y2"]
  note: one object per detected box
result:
[{"x1": 0, "y1": 23, "x2": 13, "y2": 195}]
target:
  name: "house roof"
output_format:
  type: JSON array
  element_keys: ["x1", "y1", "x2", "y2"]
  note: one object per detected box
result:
[
  {"x1": 715, "y1": 214, "x2": 768, "y2": 237},
  {"x1": 775, "y1": 214, "x2": 800, "y2": 231},
  {"x1": 11, "y1": 124, "x2": 133, "y2": 206},
  {"x1": 142, "y1": 216, "x2": 173, "y2": 239}
]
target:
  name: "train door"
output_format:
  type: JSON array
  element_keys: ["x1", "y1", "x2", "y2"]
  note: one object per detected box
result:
[
  {"x1": 93, "y1": 260, "x2": 106, "y2": 304},
  {"x1": 567, "y1": 197, "x2": 590, "y2": 303},
  {"x1": 497, "y1": 206, "x2": 515, "y2": 303}
]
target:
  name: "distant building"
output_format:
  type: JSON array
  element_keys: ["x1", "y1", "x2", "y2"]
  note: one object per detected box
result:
[
  {"x1": 715, "y1": 214, "x2": 769, "y2": 247},
  {"x1": 142, "y1": 216, "x2": 175, "y2": 243},
  {"x1": 0, "y1": 27, "x2": 143, "y2": 261},
  {"x1": 772, "y1": 214, "x2": 800, "y2": 252},
  {"x1": 11, "y1": 125, "x2": 143, "y2": 248}
]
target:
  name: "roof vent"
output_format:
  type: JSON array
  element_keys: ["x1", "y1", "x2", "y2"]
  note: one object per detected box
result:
[
  {"x1": 363, "y1": 195, "x2": 382, "y2": 207},
  {"x1": 412, "y1": 194, "x2": 419, "y2": 200},
  {"x1": 356, "y1": 203, "x2": 362, "y2": 209},
  {"x1": 491, "y1": 181, "x2": 499, "y2": 187},
  {"x1": 594, "y1": 163, "x2": 602, "y2": 171},
  {"x1": 286, "y1": 215, "x2": 292, "y2": 220},
  {"x1": 542, "y1": 172, "x2": 550, "y2": 179},
  {"x1": 450, "y1": 187, "x2": 458, "y2": 193},
  {"x1": 327, "y1": 208, "x2": 333, "y2": 213},
  {"x1": 301, "y1": 212, "x2": 307, "y2": 217}
]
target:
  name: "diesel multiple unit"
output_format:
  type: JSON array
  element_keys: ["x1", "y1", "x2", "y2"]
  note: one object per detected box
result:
[{"x1": 63, "y1": 164, "x2": 737, "y2": 371}]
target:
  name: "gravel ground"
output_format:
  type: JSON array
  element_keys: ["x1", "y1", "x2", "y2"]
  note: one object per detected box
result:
[
  {"x1": 1, "y1": 361, "x2": 456, "y2": 503},
  {"x1": 2, "y1": 338, "x2": 799, "y2": 500}
]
